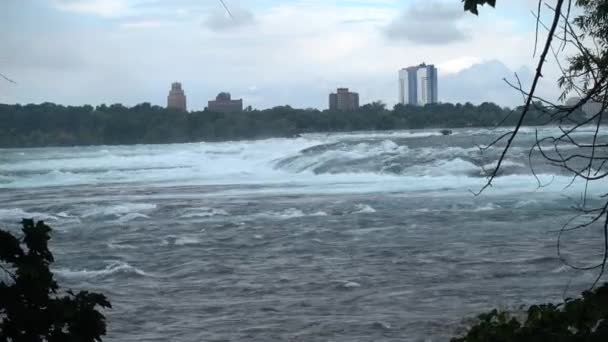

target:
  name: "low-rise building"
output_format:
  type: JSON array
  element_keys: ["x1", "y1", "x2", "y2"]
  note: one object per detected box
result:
[
  {"x1": 208, "y1": 92, "x2": 243, "y2": 113},
  {"x1": 329, "y1": 88, "x2": 359, "y2": 111}
]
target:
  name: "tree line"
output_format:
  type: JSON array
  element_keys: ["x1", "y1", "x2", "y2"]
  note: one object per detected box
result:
[{"x1": 0, "y1": 101, "x2": 586, "y2": 148}]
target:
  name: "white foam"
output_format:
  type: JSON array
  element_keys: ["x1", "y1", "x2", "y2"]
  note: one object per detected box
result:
[
  {"x1": 54, "y1": 261, "x2": 149, "y2": 279},
  {"x1": 0, "y1": 137, "x2": 320, "y2": 188},
  {"x1": 482, "y1": 160, "x2": 525, "y2": 170},
  {"x1": 514, "y1": 199, "x2": 538, "y2": 208},
  {"x1": 107, "y1": 242, "x2": 137, "y2": 250},
  {"x1": 2, "y1": 128, "x2": 608, "y2": 200},
  {"x1": 258, "y1": 208, "x2": 307, "y2": 219},
  {"x1": 180, "y1": 207, "x2": 228, "y2": 218},
  {"x1": 353, "y1": 204, "x2": 376, "y2": 214},
  {"x1": 255, "y1": 208, "x2": 328, "y2": 219},
  {"x1": 115, "y1": 212, "x2": 150, "y2": 223},
  {"x1": 420, "y1": 158, "x2": 480, "y2": 177},
  {"x1": 0, "y1": 208, "x2": 58, "y2": 222},
  {"x1": 160, "y1": 235, "x2": 201, "y2": 246},
  {"x1": 551, "y1": 265, "x2": 570, "y2": 273},
  {"x1": 473, "y1": 203, "x2": 499, "y2": 211},
  {"x1": 80, "y1": 203, "x2": 157, "y2": 218},
  {"x1": 174, "y1": 236, "x2": 201, "y2": 246},
  {"x1": 340, "y1": 281, "x2": 362, "y2": 289},
  {"x1": 308, "y1": 130, "x2": 443, "y2": 140}
]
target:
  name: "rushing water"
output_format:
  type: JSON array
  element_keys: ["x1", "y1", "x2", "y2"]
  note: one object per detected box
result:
[{"x1": 1, "y1": 127, "x2": 607, "y2": 341}]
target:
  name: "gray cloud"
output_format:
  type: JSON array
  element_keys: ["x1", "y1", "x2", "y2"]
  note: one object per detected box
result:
[
  {"x1": 440, "y1": 60, "x2": 536, "y2": 107},
  {"x1": 0, "y1": 37, "x2": 87, "y2": 71},
  {"x1": 384, "y1": 1, "x2": 467, "y2": 45},
  {"x1": 203, "y1": 6, "x2": 255, "y2": 32},
  {"x1": 1, "y1": 1, "x2": 556, "y2": 110}
]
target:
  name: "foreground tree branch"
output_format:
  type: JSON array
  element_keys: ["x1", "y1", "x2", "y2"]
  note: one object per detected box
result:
[
  {"x1": 473, "y1": 0, "x2": 567, "y2": 195},
  {"x1": 0, "y1": 72, "x2": 16, "y2": 84}
]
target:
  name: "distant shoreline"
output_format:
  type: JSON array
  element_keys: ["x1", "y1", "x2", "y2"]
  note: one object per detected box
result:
[{"x1": 0, "y1": 102, "x2": 588, "y2": 148}]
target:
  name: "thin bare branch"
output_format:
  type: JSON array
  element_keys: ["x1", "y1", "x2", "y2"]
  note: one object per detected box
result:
[
  {"x1": 0, "y1": 72, "x2": 16, "y2": 84},
  {"x1": 474, "y1": 0, "x2": 567, "y2": 196}
]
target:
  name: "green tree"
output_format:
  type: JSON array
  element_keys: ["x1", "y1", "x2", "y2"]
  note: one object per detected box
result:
[
  {"x1": 452, "y1": 284, "x2": 608, "y2": 341},
  {"x1": 0, "y1": 100, "x2": 536, "y2": 148},
  {"x1": 0, "y1": 219, "x2": 111, "y2": 341}
]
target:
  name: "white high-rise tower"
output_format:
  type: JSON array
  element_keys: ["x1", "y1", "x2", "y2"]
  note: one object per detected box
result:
[{"x1": 398, "y1": 63, "x2": 438, "y2": 106}]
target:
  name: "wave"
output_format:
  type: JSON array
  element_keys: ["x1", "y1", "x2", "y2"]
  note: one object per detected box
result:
[
  {"x1": 274, "y1": 139, "x2": 492, "y2": 179},
  {"x1": 255, "y1": 208, "x2": 328, "y2": 219},
  {"x1": 160, "y1": 234, "x2": 202, "y2": 246},
  {"x1": 514, "y1": 199, "x2": 539, "y2": 208},
  {"x1": 107, "y1": 242, "x2": 138, "y2": 250},
  {"x1": 352, "y1": 204, "x2": 377, "y2": 214},
  {"x1": 0, "y1": 208, "x2": 60, "y2": 222},
  {"x1": 179, "y1": 207, "x2": 228, "y2": 218},
  {"x1": 253, "y1": 205, "x2": 373, "y2": 219},
  {"x1": 114, "y1": 212, "x2": 150, "y2": 223},
  {"x1": 54, "y1": 261, "x2": 149, "y2": 279},
  {"x1": 473, "y1": 203, "x2": 499, "y2": 211},
  {"x1": 79, "y1": 203, "x2": 157, "y2": 218},
  {"x1": 2, "y1": 128, "x2": 606, "y2": 196},
  {"x1": 174, "y1": 236, "x2": 201, "y2": 246},
  {"x1": 336, "y1": 281, "x2": 362, "y2": 289}
]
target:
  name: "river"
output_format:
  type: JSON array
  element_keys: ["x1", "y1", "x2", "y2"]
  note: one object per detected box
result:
[{"x1": 1, "y1": 127, "x2": 606, "y2": 341}]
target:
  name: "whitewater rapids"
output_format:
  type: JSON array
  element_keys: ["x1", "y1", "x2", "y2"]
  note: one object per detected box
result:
[{"x1": 1, "y1": 127, "x2": 607, "y2": 341}]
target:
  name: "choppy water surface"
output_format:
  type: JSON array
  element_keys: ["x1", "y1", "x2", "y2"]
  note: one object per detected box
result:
[{"x1": 1, "y1": 127, "x2": 607, "y2": 341}]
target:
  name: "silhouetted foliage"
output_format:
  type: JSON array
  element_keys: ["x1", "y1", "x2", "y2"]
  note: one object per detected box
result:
[
  {"x1": 452, "y1": 284, "x2": 608, "y2": 341},
  {"x1": 0, "y1": 219, "x2": 111, "y2": 341},
  {"x1": 0, "y1": 101, "x2": 578, "y2": 148},
  {"x1": 462, "y1": 0, "x2": 496, "y2": 15}
]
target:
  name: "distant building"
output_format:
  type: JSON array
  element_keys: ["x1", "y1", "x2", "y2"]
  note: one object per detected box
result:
[
  {"x1": 565, "y1": 96, "x2": 581, "y2": 108},
  {"x1": 167, "y1": 82, "x2": 187, "y2": 111},
  {"x1": 399, "y1": 63, "x2": 438, "y2": 106},
  {"x1": 208, "y1": 92, "x2": 243, "y2": 113},
  {"x1": 584, "y1": 101, "x2": 605, "y2": 117},
  {"x1": 329, "y1": 88, "x2": 359, "y2": 111},
  {"x1": 566, "y1": 96, "x2": 605, "y2": 118}
]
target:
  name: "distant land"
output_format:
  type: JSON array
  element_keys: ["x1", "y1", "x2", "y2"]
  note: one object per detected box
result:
[{"x1": 0, "y1": 101, "x2": 586, "y2": 148}]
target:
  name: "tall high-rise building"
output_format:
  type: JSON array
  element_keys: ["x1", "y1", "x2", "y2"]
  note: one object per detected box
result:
[
  {"x1": 398, "y1": 63, "x2": 438, "y2": 106},
  {"x1": 167, "y1": 82, "x2": 187, "y2": 111},
  {"x1": 329, "y1": 88, "x2": 359, "y2": 111}
]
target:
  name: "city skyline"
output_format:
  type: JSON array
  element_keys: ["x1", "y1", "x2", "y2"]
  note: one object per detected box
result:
[{"x1": 0, "y1": 1, "x2": 561, "y2": 110}]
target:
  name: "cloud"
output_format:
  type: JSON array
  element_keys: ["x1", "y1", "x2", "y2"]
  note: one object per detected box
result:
[
  {"x1": 0, "y1": 30, "x2": 87, "y2": 71},
  {"x1": 1, "y1": 0, "x2": 560, "y2": 109},
  {"x1": 384, "y1": 1, "x2": 468, "y2": 45},
  {"x1": 203, "y1": 5, "x2": 255, "y2": 32},
  {"x1": 119, "y1": 20, "x2": 167, "y2": 30},
  {"x1": 440, "y1": 60, "x2": 537, "y2": 106},
  {"x1": 437, "y1": 57, "x2": 482, "y2": 74},
  {"x1": 52, "y1": 0, "x2": 129, "y2": 17}
]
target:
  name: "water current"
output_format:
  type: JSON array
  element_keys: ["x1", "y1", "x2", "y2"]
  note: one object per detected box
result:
[{"x1": 1, "y1": 127, "x2": 607, "y2": 341}]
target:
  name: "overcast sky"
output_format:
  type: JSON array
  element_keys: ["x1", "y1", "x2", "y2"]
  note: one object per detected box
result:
[{"x1": 0, "y1": 0, "x2": 567, "y2": 110}]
